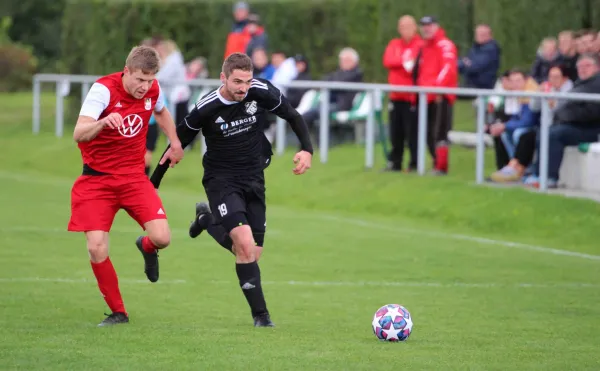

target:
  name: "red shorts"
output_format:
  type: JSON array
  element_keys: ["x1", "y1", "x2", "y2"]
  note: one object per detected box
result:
[{"x1": 68, "y1": 174, "x2": 167, "y2": 232}]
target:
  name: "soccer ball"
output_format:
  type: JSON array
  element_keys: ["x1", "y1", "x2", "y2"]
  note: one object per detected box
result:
[{"x1": 372, "y1": 304, "x2": 413, "y2": 342}]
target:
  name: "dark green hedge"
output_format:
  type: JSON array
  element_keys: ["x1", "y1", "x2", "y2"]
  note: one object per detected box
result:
[
  {"x1": 60, "y1": 0, "x2": 470, "y2": 82},
  {"x1": 59, "y1": 0, "x2": 591, "y2": 82}
]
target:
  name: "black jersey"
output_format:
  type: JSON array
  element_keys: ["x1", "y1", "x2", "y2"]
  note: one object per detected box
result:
[{"x1": 150, "y1": 78, "x2": 312, "y2": 188}]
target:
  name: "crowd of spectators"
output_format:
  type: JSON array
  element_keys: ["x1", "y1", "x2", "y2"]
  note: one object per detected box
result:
[{"x1": 150, "y1": 1, "x2": 600, "y2": 190}]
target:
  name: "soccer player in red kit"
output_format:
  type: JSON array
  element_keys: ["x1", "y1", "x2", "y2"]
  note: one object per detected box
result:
[{"x1": 68, "y1": 45, "x2": 185, "y2": 326}]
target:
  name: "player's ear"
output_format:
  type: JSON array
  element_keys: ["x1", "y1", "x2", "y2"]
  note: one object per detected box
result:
[
  {"x1": 220, "y1": 72, "x2": 226, "y2": 84},
  {"x1": 123, "y1": 66, "x2": 130, "y2": 75}
]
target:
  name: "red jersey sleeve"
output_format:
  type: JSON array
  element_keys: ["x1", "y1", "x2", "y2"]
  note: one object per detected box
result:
[
  {"x1": 435, "y1": 39, "x2": 458, "y2": 87},
  {"x1": 383, "y1": 40, "x2": 404, "y2": 69}
]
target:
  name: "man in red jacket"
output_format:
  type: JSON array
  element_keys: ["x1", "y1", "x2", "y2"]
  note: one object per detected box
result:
[
  {"x1": 416, "y1": 16, "x2": 458, "y2": 174},
  {"x1": 383, "y1": 15, "x2": 423, "y2": 172}
]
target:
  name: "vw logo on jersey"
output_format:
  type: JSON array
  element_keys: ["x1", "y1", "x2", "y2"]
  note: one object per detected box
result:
[
  {"x1": 245, "y1": 101, "x2": 257, "y2": 115},
  {"x1": 220, "y1": 123, "x2": 229, "y2": 131},
  {"x1": 118, "y1": 114, "x2": 144, "y2": 138}
]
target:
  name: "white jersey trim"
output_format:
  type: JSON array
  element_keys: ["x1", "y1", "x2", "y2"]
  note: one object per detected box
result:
[
  {"x1": 155, "y1": 83, "x2": 165, "y2": 113},
  {"x1": 79, "y1": 83, "x2": 110, "y2": 120}
]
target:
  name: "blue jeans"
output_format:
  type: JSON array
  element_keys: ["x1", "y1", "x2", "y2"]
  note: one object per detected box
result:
[
  {"x1": 501, "y1": 127, "x2": 535, "y2": 159},
  {"x1": 534, "y1": 124, "x2": 600, "y2": 180}
]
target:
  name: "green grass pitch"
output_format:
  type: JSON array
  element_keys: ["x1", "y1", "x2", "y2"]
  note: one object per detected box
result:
[{"x1": 0, "y1": 92, "x2": 599, "y2": 370}]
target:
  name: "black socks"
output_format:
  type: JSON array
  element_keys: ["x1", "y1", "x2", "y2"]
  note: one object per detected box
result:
[
  {"x1": 207, "y1": 223, "x2": 234, "y2": 254},
  {"x1": 235, "y1": 261, "x2": 268, "y2": 317}
]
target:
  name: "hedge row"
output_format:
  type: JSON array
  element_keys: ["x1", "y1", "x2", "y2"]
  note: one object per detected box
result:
[{"x1": 59, "y1": 0, "x2": 593, "y2": 82}]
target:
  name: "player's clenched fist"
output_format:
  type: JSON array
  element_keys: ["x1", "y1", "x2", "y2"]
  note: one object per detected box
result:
[
  {"x1": 101, "y1": 113, "x2": 123, "y2": 129},
  {"x1": 293, "y1": 150, "x2": 312, "y2": 175}
]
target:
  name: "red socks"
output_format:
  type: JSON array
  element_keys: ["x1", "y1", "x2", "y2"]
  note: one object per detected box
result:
[
  {"x1": 141, "y1": 236, "x2": 157, "y2": 254},
  {"x1": 435, "y1": 145, "x2": 449, "y2": 173},
  {"x1": 90, "y1": 257, "x2": 127, "y2": 315}
]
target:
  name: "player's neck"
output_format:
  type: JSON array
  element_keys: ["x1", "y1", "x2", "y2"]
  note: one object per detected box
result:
[
  {"x1": 121, "y1": 75, "x2": 132, "y2": 97},
  {"x1": 219, "y1": 86, "x2": 235, "y2": 102}
]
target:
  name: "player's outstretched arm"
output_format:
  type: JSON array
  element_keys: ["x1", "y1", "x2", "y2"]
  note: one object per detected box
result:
[
  {"x1": 150, "y1": 109, "x2": 205, "y2": 189},
  {"x1": 260, "y1": 81, "x2": 313, "y2": 175},
  {"x1": 153, "y1": 107, "x2": 184, "y2": 165},
  {"x1": 73, "y1": 113, "x2": 122, "y2": 142}
]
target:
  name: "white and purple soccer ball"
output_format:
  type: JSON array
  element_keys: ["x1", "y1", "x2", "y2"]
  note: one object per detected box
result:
[{"x1": 372, "y1": 304, "x2": 413, "y2": 342}]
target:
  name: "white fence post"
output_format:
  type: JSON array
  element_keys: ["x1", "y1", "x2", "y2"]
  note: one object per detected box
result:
[
  {"x1": 276, "y1": 117, "x2": 286, "y2": 156},
  {"x1": 417, "y1": 93, "x2": 428, "y2": 175},
  {"x1": 319, "y1": 88, "x2": 330, "y2": 164},
  {"x1": 32, "y1": 78, "x2": 41, "y2": 134},
  {"x1": 475, "y1": 96, "x2": 486, "y2": 184},
  {"x1": 55, "y1": 81, "x2": 64, "y2": 138},
  {"x1": 364, "y1": 89, "x2": 377, "y2": 169},
  {"x1": 539, "y1": 99, "x2": 552, "y2": 191}
]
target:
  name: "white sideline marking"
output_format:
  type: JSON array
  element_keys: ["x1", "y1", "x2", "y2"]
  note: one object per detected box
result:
[
  {"x1": 0, "y1": 225, "x2": 280, "y2": 236},
  {"x1": 211, "y1": 280, "x2": 600, "y2": 289},
  {"x1": 1, "y1": 170, "x2": 598, "y2": 262},
  {"x1": 0, "y1": 277, "x2": 186, "y2": 284},
  {"x1": 314, "y1": 214, "x2": 600, "y2": 262}
]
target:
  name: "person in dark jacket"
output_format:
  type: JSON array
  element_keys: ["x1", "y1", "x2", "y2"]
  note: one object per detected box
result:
[
  {"x1": 245, "y1": 14, "x2": 268, "y2": 57},
  {"x1": 527, "y1": 53, "x2": 600, "y2": 188},
  {"x1": 557, "y1": 30, "x2": 579, "y2": 82},
  {"x1": 458, "y1": 24, "x2": 501, "y2": 90},
  {"x1": 530, "y1": 37, "x2": 560, "y2": 83},
  {"x1": 301, "y1": 47, "x2": 364, "y2": 130},
  {"x1": 286, "y1": 54, "x2": 312, "y2": 108}
]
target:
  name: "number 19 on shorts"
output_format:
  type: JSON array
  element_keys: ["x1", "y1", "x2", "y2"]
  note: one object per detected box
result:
[{"x1": 218, "y1": 203, "x2": 228, "y2": 217}]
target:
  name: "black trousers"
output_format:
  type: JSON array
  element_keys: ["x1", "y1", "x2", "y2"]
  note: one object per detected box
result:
[
  {"x1": 426, "y1": 98, "x2": 453, "y2": 163},
  {"x1": 388, "y1": 100, "x2": 418, "y2": 169},
  {"x1": 492, "y1": 130, "x2": 537, "y2": 170}
]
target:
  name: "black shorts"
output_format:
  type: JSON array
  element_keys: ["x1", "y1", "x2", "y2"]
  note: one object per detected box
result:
[
  {"x1": 203, "y1": 173, "x2": 267, "y2": 245},
  {"x1": 146, "y1": 124, "x2": 159, "y2": 152}
]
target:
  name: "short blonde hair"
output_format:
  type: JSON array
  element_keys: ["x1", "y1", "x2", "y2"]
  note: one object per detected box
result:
[{"x1": 125, "y1": 45, "x2": 160, "y2": 74}]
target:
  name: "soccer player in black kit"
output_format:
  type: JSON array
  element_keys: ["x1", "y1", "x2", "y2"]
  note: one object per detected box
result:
[{"x1": 150, "y1": 53, "x2": 313, "y2": 327}]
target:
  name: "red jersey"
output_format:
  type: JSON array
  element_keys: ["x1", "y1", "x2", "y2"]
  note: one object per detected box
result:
[
  {"x1": 383, "y1": 35, "x2": 423, "y2": 102},
  {"x1": 416, "y1": 28, "x2": 458, "y2": 104},
  {"x1": 78, "y1": 72, "x2": 164, "y2": 175}
]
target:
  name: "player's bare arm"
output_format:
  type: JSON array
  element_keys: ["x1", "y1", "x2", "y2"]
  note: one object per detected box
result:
[
  {"x1": 73, "y1": 113, "x2": 123, "y2": 142},
  {"x1": 153, "y1": 107, "x2": 184, "y2": 167}
]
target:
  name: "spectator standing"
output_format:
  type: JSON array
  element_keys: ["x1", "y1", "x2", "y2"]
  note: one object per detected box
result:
[
  {"x1": 224, "y1": 1, "x2": 251, "y2": 59},
  {"x1": 530, "y1": 37, "x2": 560, "y2": 84},
  {"x1": 245, "y1": 14, "x2": 268, "y2": 57},
  {"x1": 557, "y1": 30, "x2": 579, "y2": 82},
  {"x1": 416, "y1": 16, "x2": 458, "y2": 175},
  {"x1": 150, "y1": 39, "x2": 191, "y2": 128},
  {"x1": 382, "y1": 15, "x2": 423, "y2": 172},
  {"x1": 458, "y1": 24, "x2": 501, "y2": 90}
]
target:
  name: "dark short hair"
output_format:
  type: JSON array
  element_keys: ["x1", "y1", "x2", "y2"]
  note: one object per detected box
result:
[
  {"x1": 222, "y1": 52, "x2": 253, "y2": 77},
  {"x1": 501, "y1": 70, "x2": 511, "y2": 78},
  {"x1": 549, "y1": 63, "x2": 569, "y2": 76}
]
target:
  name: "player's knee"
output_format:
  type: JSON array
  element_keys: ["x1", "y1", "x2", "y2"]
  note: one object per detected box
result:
[
  {"x1": 150, "y1": 230, "x2": 171, "y2": 249},
  {"x1": 86, "y1": 232, "x2": 108, "y2": 262},
  {"x1": 145, "y1": 220, "x2": 171, "y2": 249},
  {"x1": 230, "y1": 225, "x2": 255, "y2": 261}
]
